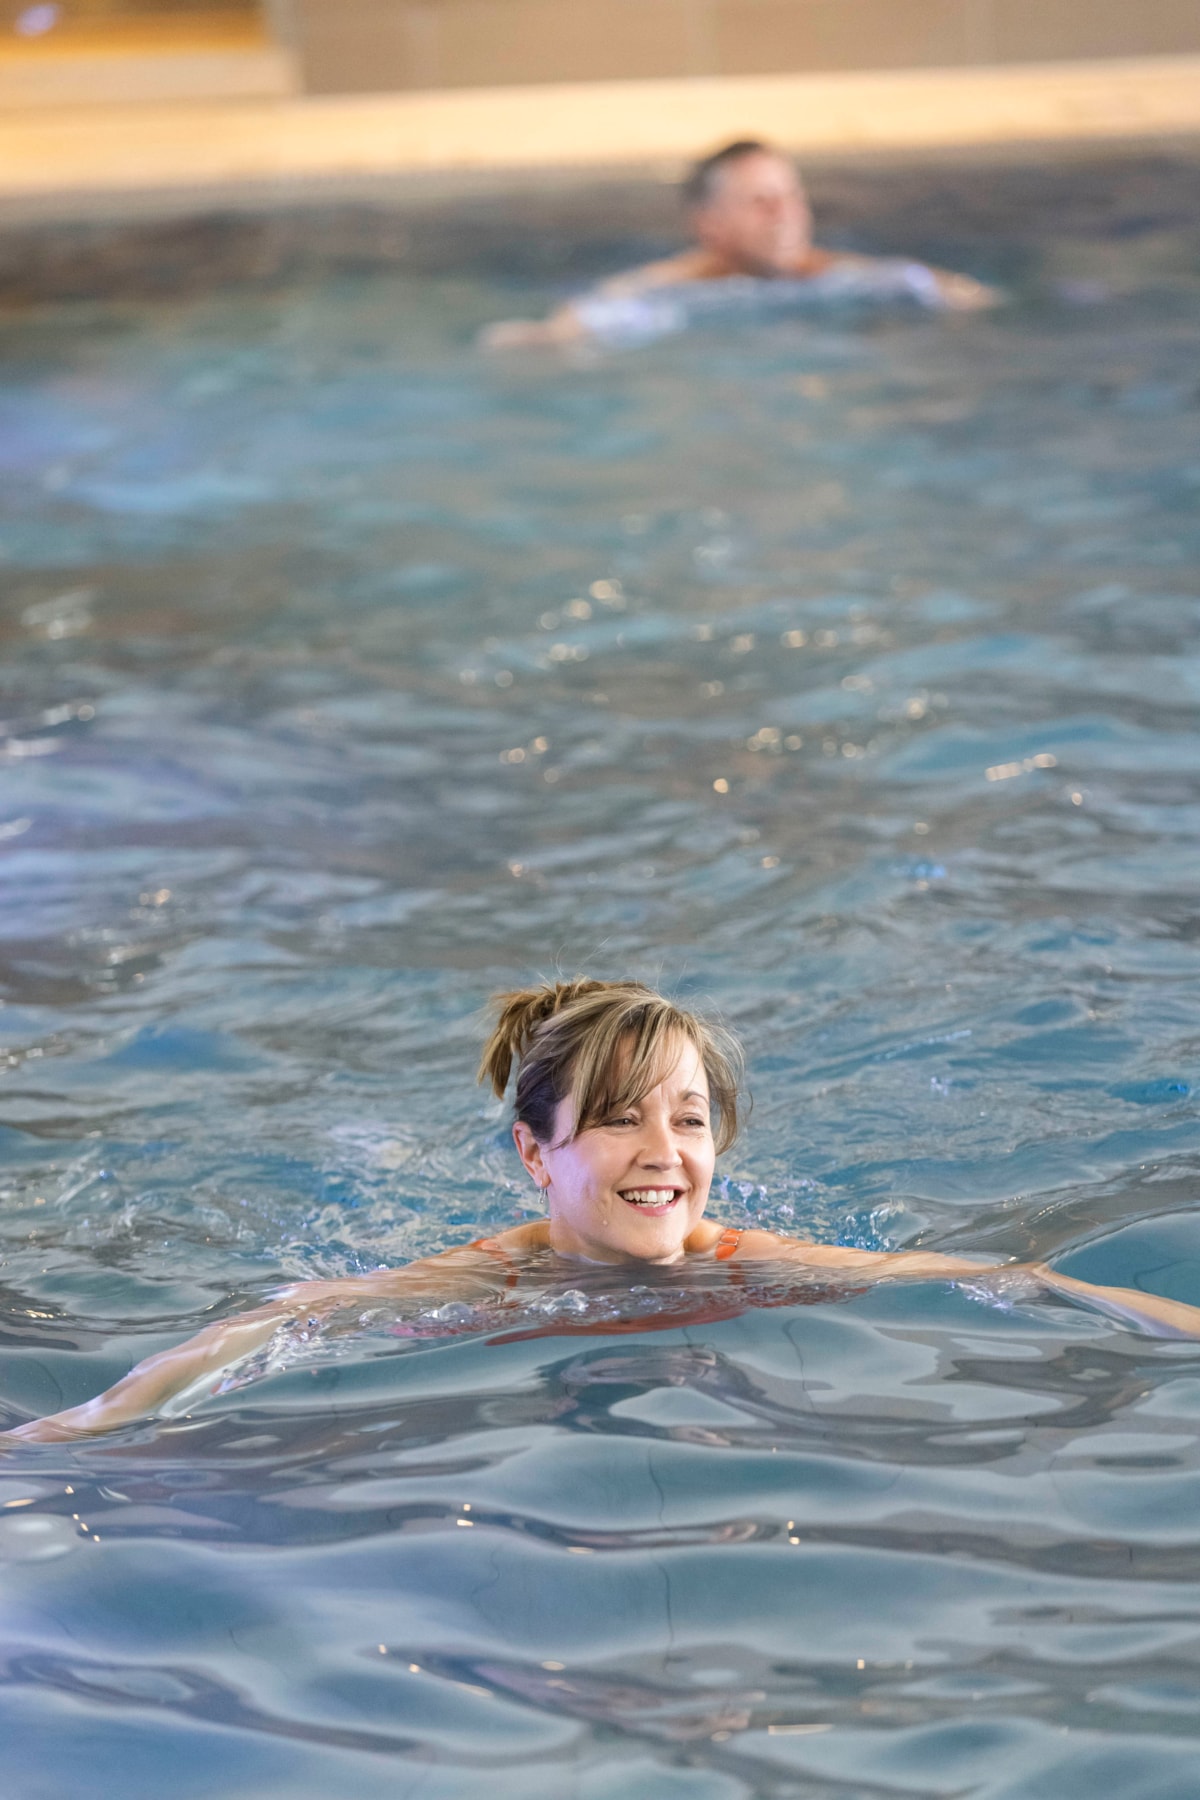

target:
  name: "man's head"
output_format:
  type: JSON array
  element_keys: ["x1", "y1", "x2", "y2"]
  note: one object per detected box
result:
[{"x1": 682, "y1": 140, "x2": 813, "y2": 277}]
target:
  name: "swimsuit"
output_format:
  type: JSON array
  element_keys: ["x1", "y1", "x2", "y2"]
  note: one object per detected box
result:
[
  {"x1": 421, "y1": 1232, "x2": 861, "y2": 1346},
  {"x1": 464, "y1": 1224, "x2": 789, "y2": 1344},
  {"x1": 473, "y1": 1228, "x2": 744, "y2": 1271}
]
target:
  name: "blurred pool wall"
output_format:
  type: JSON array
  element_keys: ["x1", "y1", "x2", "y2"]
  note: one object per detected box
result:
[
  {"x1": 272, "y1": 0, "x2": 1200, "y2": 98},
  {"x1": 2, "y1": 0, "x2": 1200, "y2": 211}
]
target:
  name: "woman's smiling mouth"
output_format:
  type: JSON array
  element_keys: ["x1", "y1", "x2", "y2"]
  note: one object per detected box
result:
[{"x1": 619, "y1": 1187, "x2": 683, "y2": 1214}]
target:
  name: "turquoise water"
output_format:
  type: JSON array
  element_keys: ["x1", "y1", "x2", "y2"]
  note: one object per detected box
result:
[{"x1": 2, "y1": 159, "x2": 1200, "y2": 1798}]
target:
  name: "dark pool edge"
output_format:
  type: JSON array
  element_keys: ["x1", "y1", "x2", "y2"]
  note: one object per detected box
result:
[{"x1": 0, "y1": 138, "x2": 1197, "y2": 307}]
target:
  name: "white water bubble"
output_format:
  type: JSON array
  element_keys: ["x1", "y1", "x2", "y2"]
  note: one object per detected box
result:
[{"x1": 425, "y1": 1302, "x2": 479, "y2": 1327}]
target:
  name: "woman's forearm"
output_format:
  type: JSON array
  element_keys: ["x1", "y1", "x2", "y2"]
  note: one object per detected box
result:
[
  {"x1": 7, "y1": 1278, "x2": 396, "y2": 1441},
  {"x1": 776, "y1": 1238, "x2": 1200, "y2": 1340},
  {"x1": 4, "y1": 1301, "x2": 296, "y2": 1443},
  {"x1": 3, "y1": 1249, "x2": 502, "y2": 1443},
  {"x1": 887, "y1": 1251, "x2": 1200, "y2": 1339},
  {"x1": 1030, "y1": 1264, "x2": 1200, "y2": 1339}
]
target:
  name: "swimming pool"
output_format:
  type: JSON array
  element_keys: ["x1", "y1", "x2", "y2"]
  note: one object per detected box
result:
[{"x1": 2, "y1": 148, "x2": 1200, "y2": 1798}]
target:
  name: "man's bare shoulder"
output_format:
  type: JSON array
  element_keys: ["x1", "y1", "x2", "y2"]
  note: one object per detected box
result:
[
  {"x1": 594, "y1": 248, "x2": 721, "y2": 298},
  {"x1": 592, "y1": 247, "x2": 882, "y2": 294}
]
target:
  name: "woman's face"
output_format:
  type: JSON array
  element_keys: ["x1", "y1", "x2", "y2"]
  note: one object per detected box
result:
[{"x1": 513, "y1": 1039, "x2": 716, "y2": 1264}]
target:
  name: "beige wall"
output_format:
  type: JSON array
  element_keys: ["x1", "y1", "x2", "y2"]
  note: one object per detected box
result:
[{"x1": 285, "y1": 0, "x2": 1200, "y2": 94}]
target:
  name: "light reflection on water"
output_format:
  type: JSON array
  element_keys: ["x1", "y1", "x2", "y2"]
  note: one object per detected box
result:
[{"x1": 2, "y1": 155, "x2": 1200, "y2": 1797}]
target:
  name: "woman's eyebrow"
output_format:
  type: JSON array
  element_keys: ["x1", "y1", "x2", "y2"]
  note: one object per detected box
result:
[{"x1": 678, "y1": 1089, "x2": 711, "y2": 1106}]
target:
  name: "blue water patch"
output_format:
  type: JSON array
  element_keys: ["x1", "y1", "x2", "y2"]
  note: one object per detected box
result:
[
  {"x1": 1110, "y1": 1077, "x2": 1192, "y2": 1106},
  {"x1": 99, "y1": 1024, "x2": 261, "y2": 1074}
]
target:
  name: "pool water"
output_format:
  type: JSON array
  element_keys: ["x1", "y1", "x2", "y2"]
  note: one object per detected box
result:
[{"x1": 2, "y1": 151, "x2": 1200, "y2": 1799}]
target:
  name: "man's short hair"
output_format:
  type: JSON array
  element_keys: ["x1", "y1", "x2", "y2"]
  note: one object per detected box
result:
[{"x1": 682, "y1": 139, "x2": 780, "y2": 211}]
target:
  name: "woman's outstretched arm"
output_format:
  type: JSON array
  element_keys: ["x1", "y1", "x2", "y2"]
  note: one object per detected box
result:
[
  {"x1": 732, "y1": 1231, "x2": 1200, "y2": 1340},
  {"x1": 1029, "y1": 1262, "x2": 1200, "y2": 1339},
  {"x1": 6, "y1": 1295, "x2": 301, "y2": 1443},
  {"x1": 2, "y1": 1245, "x2": 513, "y2": 1444}
]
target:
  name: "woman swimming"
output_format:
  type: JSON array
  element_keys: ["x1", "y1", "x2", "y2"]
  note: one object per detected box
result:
[{"x1": 8, "y1": 977, "x2": 1200, "y2": 1441}]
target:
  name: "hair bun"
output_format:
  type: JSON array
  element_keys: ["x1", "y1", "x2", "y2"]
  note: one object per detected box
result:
[{"x1": 478, "y1": 979, "x2": 648, "y2": 1097}]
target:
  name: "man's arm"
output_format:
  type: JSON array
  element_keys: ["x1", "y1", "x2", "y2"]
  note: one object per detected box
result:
[
  {"x1": 918, "y1": 265, "x2": 1002, "y2": 312},
  {"x1": 820, "y1": 249, "x2": 1001, "y2": 311},
  {"x1": 478, "y1": 306, "x2": 591, "y2": 350},
  {"x1": 478, "y1": 250, "x2": 710, "y2": 351}
]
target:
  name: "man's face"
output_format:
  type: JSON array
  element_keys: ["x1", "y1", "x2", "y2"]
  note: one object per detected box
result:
[{"x1": 692, "y1": 151, "x2": 813, "y2": 276}]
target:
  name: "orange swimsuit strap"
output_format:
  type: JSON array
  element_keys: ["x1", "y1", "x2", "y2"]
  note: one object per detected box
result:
[{"x1": 714, "y1": 1227, "x2": 743, "y2": 1261}]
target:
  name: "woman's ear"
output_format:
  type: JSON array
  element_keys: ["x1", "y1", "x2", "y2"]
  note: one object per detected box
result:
[{"x1": 512, "y1": 1121, "x2": 551, "y2": 1190}]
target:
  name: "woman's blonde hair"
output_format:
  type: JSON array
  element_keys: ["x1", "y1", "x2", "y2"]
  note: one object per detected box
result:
[{"x1": 478, "y1": 978, "x2": 743, "y2": 1152}]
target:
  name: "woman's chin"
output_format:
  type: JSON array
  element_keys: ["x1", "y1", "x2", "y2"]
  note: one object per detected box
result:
[
  {"x1": 611, "y1": 1217, "x2": 691, "y2": 1262},
  {"x1": 551, "y1": 1200, "x2": 700, "y2": 1264}
]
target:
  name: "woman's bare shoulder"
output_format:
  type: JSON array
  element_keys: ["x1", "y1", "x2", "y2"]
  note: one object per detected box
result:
[
  {"x1": 686, "y1": 1225, "x2": 850, "y2": 1262},
  {"x1": 283, "y1": 1222, "x2": 553, "y2": 1300},
  {"x1": 683, "y1": 1222, "x2": 806, "y2": 1257},
  {"x1": 724, "y1": 1227, "x2": 817, "y2": 1259},
  {"x1": 478, "y1": 1219, "x2": 552, "y2": 1253}
]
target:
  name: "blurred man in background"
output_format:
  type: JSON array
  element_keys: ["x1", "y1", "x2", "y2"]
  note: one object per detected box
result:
[{"x1": 481, "y1": 137, "x2": 997, "y2": 349}]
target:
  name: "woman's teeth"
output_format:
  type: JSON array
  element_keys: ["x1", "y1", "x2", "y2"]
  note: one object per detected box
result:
[{"x1": 621, "y1": 1189, "x2": 679, "y2": 1207}]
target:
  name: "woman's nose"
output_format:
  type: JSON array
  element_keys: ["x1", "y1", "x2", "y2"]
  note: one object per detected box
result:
[{"x1": 638, "y1": 1122, "x2": 683, "y2": 1165}]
